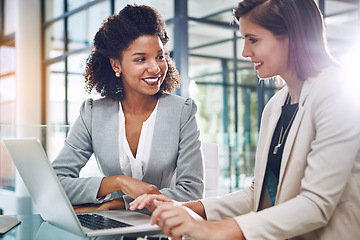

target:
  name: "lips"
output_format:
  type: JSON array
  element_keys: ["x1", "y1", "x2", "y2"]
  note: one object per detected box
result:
[
  {"x1": 142, "y1": 77, "x2": 160, "y2": 86},
  {"x1": 253, "y1": 61, "x2": 263, "y2": 70}
]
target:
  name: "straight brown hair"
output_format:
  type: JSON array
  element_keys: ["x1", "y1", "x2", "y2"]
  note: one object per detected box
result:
[{"x1": 234, "y1": 0, "x2": 336, "y2": 80}]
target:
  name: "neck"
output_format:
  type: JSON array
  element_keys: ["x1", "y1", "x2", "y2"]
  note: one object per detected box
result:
[
  {"x1": 121, "y1": 95, "x2": 158, "y2": 114},
  {"x1": 281, "y1": 73, "x2": 304, "y2": 104}
]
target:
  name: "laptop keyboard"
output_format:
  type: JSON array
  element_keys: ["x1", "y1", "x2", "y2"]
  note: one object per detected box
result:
[{"x1": 77, "y1": 213, "x2": 132, "y2": 230}]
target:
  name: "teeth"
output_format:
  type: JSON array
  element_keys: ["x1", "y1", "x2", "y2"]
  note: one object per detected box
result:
[
  {"x1": 254, "y1": 62, "x2": 263, "y2": 67},
  {"x1": 144, "y1": 78, "x2": 158, "y2": 82}
]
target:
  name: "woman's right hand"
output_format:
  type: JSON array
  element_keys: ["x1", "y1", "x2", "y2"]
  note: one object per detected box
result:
[
  {"x1": 129, "y1": 194, "x2": 177, "y2": 212},
  {"x1": 117, "y1": 175, "x2": 161, "y2": 199},
  {"x1": 150, "y1": 204, "x2": 244, "y2": 240},
  {"x1": 97, "y1": 175, "x2": 161, "y2": 201}
]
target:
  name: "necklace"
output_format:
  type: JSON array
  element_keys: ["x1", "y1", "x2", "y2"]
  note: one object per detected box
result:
[{"x1": 273, "y1": 97, "x2": 299, "y2": 155}]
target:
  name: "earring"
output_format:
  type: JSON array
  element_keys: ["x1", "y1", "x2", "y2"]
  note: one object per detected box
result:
[{"x1": 115, "y1": 72, "x2": 121, "y2": 78}]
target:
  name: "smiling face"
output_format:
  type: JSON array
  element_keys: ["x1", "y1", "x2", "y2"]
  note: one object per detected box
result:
[
  {"x1": 239, "y1": 15, "x2": 291, "y2": 80},
  {"x1": 110, "y1": 35, "x2": 168, "y2": 98}
]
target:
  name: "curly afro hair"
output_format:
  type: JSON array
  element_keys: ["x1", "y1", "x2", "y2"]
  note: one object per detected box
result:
[{"x1": 84, "y1": 4, "x2": 180, "y2": 101}]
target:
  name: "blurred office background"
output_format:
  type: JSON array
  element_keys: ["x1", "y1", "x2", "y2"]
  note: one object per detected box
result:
[{"x1": 0, "y1": 0, "x2": 359, "y2": 215}]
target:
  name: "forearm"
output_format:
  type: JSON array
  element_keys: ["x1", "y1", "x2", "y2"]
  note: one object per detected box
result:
[
  {"x1": 101, "y1": 198, "x2": 126, "y2": 210},
  {"x1": 97, "y1": 175, "x2": 122, "y2": 198},
  {"x1": 57, "y1": 176, "x2": 103, "y2": 204},
  {"x1": 200, "y1": 186, "x2": 255, "y2": 222},
  {"x1": 74, "y1": 198, "x2": 126, "y2": 213},
  {"x1": 151, "y1": 203, "x2": 244, "y2": 240},
  {"x1": 97, "y1": 175, "x2": 160, "y2": 200},
  {"x1": 213, "y1": 219, "x2": 245, "y2": 240},
  {"x1": 184, "y1": 201, "x2": 207, "y2": 219}
]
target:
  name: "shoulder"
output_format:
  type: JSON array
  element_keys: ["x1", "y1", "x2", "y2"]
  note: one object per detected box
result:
[
  {"x1": 308, "y1": 65, "x2": 358, "y2": 104},
  {"x1": 79, "y1": 97, "x2": 119, "y2": 121},
  {"x1": 308, "y1": 65, "x2": 347, "y2": 92},
  {"x1": 80, "y1": 97, "x2": 118, "y2": 112},
  {"x1": 92, "y1": 97, "x2": 118, "y2": 108},
  {"x1": 79, "y1": 97, "x2": 115, "y2": 107},
  {"x1": 306, "y1": 65, "x2": 360, "y2": 125},
  {"x1": 158, "y1": 93, "x2": 197, "y2": 110},
  {"x1": 159, "y1": 93, "x2": 189, "y2": 104},
  {"x1": 158, "y1": 94, "x2": 198, "y2": 125},
  {"x1": 311, "y1": 65, "x2": 342, "y2": 87}
]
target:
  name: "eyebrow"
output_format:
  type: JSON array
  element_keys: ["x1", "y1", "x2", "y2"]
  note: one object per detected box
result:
[
  {"x1": 243, "y1": 34, "x2": 256, "y2": 38},
  {"x1": 131, "y1": 49, "x2": 164, "y2": 57}
]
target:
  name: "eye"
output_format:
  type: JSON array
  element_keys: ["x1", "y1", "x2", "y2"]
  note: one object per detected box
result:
[
  {"x1": 157, "y1": 54, "x2": 165, "y2": 60},
  {"x1": 134, "y1": 57, "x2": 146, "y2": 62},
  {"x1": 249, "y1": 38, "x2": 258, "y2": 44}
]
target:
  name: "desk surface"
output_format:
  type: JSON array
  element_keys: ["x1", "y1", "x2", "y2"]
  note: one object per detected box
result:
[{"x1": 0, "y1": 215, "x2": 169, "y2": 240}]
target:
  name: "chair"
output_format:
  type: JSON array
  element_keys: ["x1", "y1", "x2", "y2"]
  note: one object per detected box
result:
[{"x1": 201, "y1": 142, "x2": 219, "y2": 198}]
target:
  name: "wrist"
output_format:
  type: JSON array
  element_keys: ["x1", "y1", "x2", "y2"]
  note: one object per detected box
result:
[
  {"x1": 101, "y1": 198, "x2": 126, "y2": 210},
  {"x1": 116, "y1": 175, "x2": 126, "y2": 189},
  {"x1": 215, "y1": 219, "x2": 245, "y2": 240},
  {"x1": 184, "y1": 201, "x2": 206, "y2": 219},
  {"x1": 110, "y1": 198, "x2": 125, "y2": 210},
  {"x1": 98, "y1": 175, "x2": 126, "y2": 198}
]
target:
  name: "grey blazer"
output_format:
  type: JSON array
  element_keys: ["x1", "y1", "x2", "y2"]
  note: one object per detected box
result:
[{"x1": 52, "y1": 93, "x2": 204, "y2": 208}]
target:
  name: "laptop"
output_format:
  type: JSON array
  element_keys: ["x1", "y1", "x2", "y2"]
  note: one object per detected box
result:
[
  {"x1": 0, "y1": 215, "x2": 21, "y2": 234},
  {"x1": 2, "y1": 138, "x2": 160, "y2": 237}
]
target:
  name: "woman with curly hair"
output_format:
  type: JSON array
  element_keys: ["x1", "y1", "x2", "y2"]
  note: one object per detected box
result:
[{"x1": 52, "y1": 4, "x2": 204, "y2": 213}]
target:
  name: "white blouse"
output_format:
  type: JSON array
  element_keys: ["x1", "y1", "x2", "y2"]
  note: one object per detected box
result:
[{"x1": 118, "y1": 101, "x2": 158, "y2": 180}]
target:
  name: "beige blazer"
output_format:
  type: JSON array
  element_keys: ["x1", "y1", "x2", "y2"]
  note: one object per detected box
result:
[{"x1": 202, "y1": 66, "x2": 360, "y2": 239}]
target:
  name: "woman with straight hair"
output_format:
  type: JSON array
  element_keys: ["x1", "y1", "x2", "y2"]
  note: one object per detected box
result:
[{"x1": 130, "y1": 0, "x2": 360, "y2": 239}]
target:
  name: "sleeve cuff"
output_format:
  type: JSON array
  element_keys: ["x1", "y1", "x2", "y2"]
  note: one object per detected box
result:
[{"x1": 95, "y1": 194, "x2": 112, "y2": 203}]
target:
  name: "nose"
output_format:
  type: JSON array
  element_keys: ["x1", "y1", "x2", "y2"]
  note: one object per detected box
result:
[
  {"x1": 147, "y1": 59, "x2": 160, "y2": 74},
  {"x1": 242, "y1": 42, "x2": 252, "y2": 58}
]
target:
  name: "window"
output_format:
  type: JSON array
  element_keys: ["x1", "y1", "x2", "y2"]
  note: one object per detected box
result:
[
  {"x1": 0, "y1": 0, "x2": 16, "y2": 191},
  {"x1": 44, "y1": 0, "x2": 110, "y2": 125}
]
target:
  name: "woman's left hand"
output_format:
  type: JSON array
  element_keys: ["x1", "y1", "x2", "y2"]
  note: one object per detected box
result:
[
  {"x1": 151, "y1": 203, "x2": 245, "y2": 240},
  {"x1": 130, "y1": 193, "x2": 176, "y2": 212}
]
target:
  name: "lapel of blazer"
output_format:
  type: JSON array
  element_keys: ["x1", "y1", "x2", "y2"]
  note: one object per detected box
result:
[
  {"x1": 142, "y1": 96, "x2": 165, "y2": 184},
  {"x1": 100, "y1": 98, "x2": 122, "y2": 176},
  {"x1": 275, "y1": 77, "x2": 314, "y2": 203},
  {"x1": 89, "y1": 98, "x2": 123, "y2": 176}
]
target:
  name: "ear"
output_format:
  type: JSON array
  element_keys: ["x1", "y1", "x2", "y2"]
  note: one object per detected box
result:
[{"x1": 110, "y1": 58, "x2": 122, "y2": 73}]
